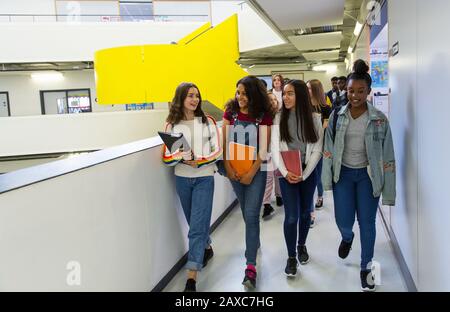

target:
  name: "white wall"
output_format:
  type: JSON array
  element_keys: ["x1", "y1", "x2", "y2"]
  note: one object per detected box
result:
[
  {"x1": 415, "y1": 0, "x2": 450, "y2": 291},
  {"x1": 0, "y1": 70, "x2": 126, "y2": 116},
  {"x1": 0, "y1": 22, "x2": 204, "y2": 63},
  {"x1": 388, "y1": 0, "x2": 419, "y2": 287},
  {"x1": 0, "y1": 110, "x2": 168, "y2": 157},
  {"x1": 249, "y1": 63, "x2": 348, "y2": 92},
  {"x1": 0, "y1": 139, "x2": 235, "y2": 291},
  {"x1": 389, "y1": 0, "x2": 450, "y2": 291}
]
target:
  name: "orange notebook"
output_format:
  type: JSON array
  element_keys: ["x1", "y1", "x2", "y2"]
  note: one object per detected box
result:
[
  {"x1": 228, "y1": 142, "x2": 256, "y2": 176},
  {"x1": 280, "y1": 150, "x2": 302, "y2": 177}
]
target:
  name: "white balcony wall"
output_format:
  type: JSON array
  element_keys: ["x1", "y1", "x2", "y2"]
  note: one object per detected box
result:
[
  {"x1": 0, "y1": 139, "x2": 235, "y2": 291},
  {"x1": 0, "y1": 110, "x2": 168, "y2": 157},
  {"x1": 0, "y1": 21, "x2": 204, "y2": 63}
]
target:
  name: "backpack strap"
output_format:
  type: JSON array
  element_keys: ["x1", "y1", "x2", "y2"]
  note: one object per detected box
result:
[
  {"x1": 255, "y1": 113, "x2": 264, "y2": 127},
  {"x1": 231, "y1": 112, "x2": 239, "y2": 124},
  {"x1": 332, "y1": 108, "x2": 339, "y2": 143}
]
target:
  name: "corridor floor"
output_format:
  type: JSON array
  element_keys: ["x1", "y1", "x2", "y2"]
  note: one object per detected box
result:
[{"x1": 163, "y1": 191, "x2": 407, "y2": 292}]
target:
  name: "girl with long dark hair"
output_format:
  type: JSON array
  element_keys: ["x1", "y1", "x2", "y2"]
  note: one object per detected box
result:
[{"x1": 271, "y1": 79, "x2": 323, "y2": 277}]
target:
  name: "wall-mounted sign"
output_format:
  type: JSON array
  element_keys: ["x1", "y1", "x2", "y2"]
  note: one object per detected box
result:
[{"x1": 390, "y1": 41, "x2": 399, "y2": 57}]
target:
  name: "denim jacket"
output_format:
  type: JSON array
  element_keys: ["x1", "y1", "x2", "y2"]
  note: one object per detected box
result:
[{"x1": 321, "y1": 103, "x2": 396, "y2": 206}]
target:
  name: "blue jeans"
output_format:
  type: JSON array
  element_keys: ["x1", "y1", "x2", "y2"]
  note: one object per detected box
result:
[
  {"x1": 175, "y1": 176, "x2": 214, "y2": 271},
  {"x1": 230, "y1": 170, "x2": 267, "y2": 266},
  {"x1": 332, "y1": 166, "x2": 380, "y2": 270},
  {"x1": 279, "y1": 168, "x2": 317, "y2": 257},
  {"x1": 316, "y1": 157, "x2": 324, "y2": 197}
]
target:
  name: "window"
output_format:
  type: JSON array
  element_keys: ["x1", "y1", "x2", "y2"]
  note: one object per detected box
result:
[
  {"x1": 40, "y1": 89, "x2": 92, "y2": 115},
  {"x1": 120, "y1": 1, "x2": 153, "y2": 21}
]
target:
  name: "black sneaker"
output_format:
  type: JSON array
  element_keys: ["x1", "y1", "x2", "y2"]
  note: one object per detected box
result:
[
  {"x1": 315, "y1": 198, "x2": 324, "y2": 209},
  {"x1": 338, "y1": 234, "x2": 354, "y2": 259},
  {"x1": 310, "y1": 216, "x2": 315, "y2": 228},
  {"x1": 184, "y1": 278, "x2": 196, "y2": 292},
  {"x1": 360, "y1": 270, "x2": 376, "y2": 292},
  {"x1": 242, "y1": 268, "x2": 257, "y2": 289},
  {"x1": 262, "y1": 204, "x2": 275, "y2": 219},
  {"x1": 284, "y1": 257, "x2": 298, "y2": 277},
  {"x1": 203, "y1": 247, "x2": 214, "y2": 268},
  {"x1": 297, "y1": 245, "x2": 310, "y2": 264},
  {"x1": 276, "y1": 196, "x2": 283, "y2": 206}
]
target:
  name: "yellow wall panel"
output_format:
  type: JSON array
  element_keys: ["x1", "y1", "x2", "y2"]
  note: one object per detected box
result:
[{"x1": 95, "y1": 15, "x2": 247, "y2": 109}]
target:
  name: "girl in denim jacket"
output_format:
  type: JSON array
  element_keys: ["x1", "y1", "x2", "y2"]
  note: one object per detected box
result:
[{"x1": 322, "y1": 60, "x2": 396, "y2": 292}]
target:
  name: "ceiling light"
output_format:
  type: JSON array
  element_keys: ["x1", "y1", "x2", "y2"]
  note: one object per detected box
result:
[
  {"x1": 313, "y1": 64, "x2": 337, "y2": 74},
  {"x1": 31, "y1": 71, "x2": 64, "y2": 82},
  {"x1": 353, "y1": 21, "x2": 363, "y2": 37}
]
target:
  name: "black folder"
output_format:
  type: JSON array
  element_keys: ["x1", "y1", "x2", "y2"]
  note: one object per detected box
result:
[{"x1": 158, "y1": 131, "x2": 191, "y2": 154}]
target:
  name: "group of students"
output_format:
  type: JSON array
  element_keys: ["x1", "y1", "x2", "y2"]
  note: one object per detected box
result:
[{"x1": 161, "y1": 59, "x2": 396, "y2": 293}]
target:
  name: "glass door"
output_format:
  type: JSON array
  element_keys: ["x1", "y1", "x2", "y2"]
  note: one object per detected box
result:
[{"x1": 42, "y1": 91, "x2": 67, "y2": 114}]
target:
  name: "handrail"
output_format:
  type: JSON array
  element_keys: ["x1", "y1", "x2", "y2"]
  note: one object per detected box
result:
[
  {"x1": 0, "y1": 14, "x2": 209, "y2": 22},
  {"x1": 0, "y1": 136, "x2": 162, "y2": 195}
]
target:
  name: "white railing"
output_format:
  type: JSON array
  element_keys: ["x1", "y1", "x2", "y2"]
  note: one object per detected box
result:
[{"x1": 0, "y1": 14, "x2": 209, "y2": 23}]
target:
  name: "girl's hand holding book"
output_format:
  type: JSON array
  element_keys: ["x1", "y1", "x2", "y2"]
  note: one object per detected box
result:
[
  {"x1": 184, "y1": 160, "x2": 198, "y2": 168},
  {"x1": 181, "y1": 150, "x2": 193, "y2": 161},
  {"x1": 286, "y1": 171, "x2": 302, "y2": 184},
  {"x1": 239, "y1": 172, "x2": 255, "y2": 185}
]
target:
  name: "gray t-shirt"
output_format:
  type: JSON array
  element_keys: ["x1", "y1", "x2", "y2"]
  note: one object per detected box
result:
[
  {"x1": 342, "y1": 110, "x2": 369, "y2": 169},
  {"x1": 287, "y1": 110, "x2": 307, "y2": 163}
]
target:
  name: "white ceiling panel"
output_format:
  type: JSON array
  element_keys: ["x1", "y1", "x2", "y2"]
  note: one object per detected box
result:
[
  {"x1": 254, "y1": 0, "x2": 346, "y2": 30},
  {"x1": 303, "y1": 50, "x2": 340, "y2": 61},
  {"x1": 288, "y1": 31, "x2": 342, "y2": 51}
]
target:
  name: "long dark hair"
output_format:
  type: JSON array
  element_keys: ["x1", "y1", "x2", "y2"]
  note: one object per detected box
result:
[
  {"x1": 166, "y1": 82, "x2": 207, "y2": 124},
  {"x1": 224, "y1": 75, "x2": 271, "y2": 119},
  {"x1": 280, "y1": 80, "x2": 318, "y2": 144}
]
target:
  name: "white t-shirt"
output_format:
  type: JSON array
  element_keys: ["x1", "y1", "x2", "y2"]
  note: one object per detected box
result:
[{"x1": 272, "y1": 89, "x2": 283, "y2": 110}]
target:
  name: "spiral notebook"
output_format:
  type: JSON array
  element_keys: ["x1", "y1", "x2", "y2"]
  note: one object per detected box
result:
[{"x1": 158, "y1": 131, "x2": 191, "y2": 154}]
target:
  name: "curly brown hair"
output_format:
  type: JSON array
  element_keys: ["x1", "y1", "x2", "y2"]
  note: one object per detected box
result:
[
  {"x1": 224, "y1": 75, "x2": 271, "y2": 119},
  {"x1": 166, "y1": 82, "x2": 207, "y2": 125}
]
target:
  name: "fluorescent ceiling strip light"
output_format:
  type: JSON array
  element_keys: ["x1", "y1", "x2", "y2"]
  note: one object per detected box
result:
[{"x1": 353, "y1": 21, "x2": 363, "y2": 37}]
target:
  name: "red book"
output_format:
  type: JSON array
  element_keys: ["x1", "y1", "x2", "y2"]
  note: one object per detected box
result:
[{"x1": 280, "y1": 150, "x2": 302, "y2": 177}]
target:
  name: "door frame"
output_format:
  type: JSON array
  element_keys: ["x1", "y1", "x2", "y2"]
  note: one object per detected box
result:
[{"x1": 40, "y1": 88, "x2": 92, "y2": 115}]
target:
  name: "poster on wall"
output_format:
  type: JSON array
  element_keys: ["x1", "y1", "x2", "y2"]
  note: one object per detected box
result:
[
  {"x1": 370, "y1": 22, "x2": 390, "y2": 118},
  {"x1": 371, "y1": 60, "x2": 389, "y2": 88}
]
